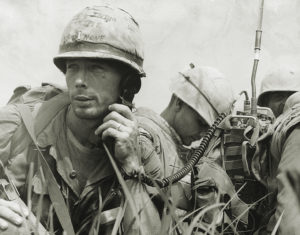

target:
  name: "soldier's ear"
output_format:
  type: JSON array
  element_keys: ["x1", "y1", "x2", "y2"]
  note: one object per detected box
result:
[{"x1": 174, "y1": 97, "x2": 183, "y2": 112}]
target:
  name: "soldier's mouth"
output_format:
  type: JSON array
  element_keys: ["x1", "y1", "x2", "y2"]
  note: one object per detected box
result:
[{"x1": 74, "y1": 95, "x2": 93, "y2": 101}]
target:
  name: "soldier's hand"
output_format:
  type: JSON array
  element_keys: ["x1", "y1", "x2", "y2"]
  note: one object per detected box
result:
[
  {"x1": 95, "y1": 103, "x2": 141, "y2": 175},
  {"x1": 0, "y1": 199, "x2": 29, "y2": 230}
]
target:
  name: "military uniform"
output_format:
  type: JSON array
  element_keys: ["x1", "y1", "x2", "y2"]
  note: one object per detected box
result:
[
  {"x1": 0, "y1": 5, "x2": 162, "y2": 235},
  {"x1": 135, "y1": 65, "x2": 252, "y2": 234},
  {"x1": 136, "y1": 107, "x2": 191, "y2": 208},
  {"x1": 256, "y1": 67, "x2": 300, "y2": 234},
  {"x1": 265, "y1": 92, "x2": 300, "y2": 235},
  {"x1": 0, "y1": 91, "x2": 162, "y2": 234},
  {"x1": 136, "y1": 108, "x2": 249, "y2": 234}
]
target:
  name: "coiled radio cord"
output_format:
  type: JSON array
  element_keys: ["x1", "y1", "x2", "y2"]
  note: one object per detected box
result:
[{"x1": 138, "y1": 113, "x2": 226, "y2": 188}]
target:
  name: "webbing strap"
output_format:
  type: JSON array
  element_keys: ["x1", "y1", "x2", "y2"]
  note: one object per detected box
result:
[
  {"x1": 34, "y1": 92, "x2": 70, "y2": 136},
  {"x1": 17, "y1": 104, "x2": 75, "y2": 235}
]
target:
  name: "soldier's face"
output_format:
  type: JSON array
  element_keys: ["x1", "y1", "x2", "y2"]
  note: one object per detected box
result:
[
  {"x1": 260, "y1": 92, "x2": 290, "y2": 118},
  {"x1": 174, "y1": 103, "x2": 209, "y2": 146},
  {"x1": 66, "y1": 59, "x2": 122, "y2": 119}
]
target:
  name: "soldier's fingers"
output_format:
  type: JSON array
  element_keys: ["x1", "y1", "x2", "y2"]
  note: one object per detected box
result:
[
  {"x1": 95, "y1": 119, "x2": 119, "y2": 136},
  {"x1": 108, "y1": 104, "x2": 134, "y2": 120},
  {"x1": 0, "y1": 218, "x2": 8, "y2": 230},
  {"x1": 103, "y1": 111, "x2": 134, "y2": 127},
  {"x1": 102, "y1": 127, "x2": 128, "y2": 141},
  {"x1": 0, "y1": 199, "x2": 28, "y2": 217},
  {"x1": 0, "y1": 205, "x2": 23, "y2": 226},
  {"x1": 95, "y1": 120, "x2": 130, "y2": 136}
]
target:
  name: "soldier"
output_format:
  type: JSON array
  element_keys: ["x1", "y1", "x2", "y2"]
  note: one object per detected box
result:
[
  {"x1": 136, "y1": 65, "x2": 248, "y2": 233},
  {"x1": 257, "y1": 67, "x2": 300, "y2": 118},
  {"x1": 0, "y1": 5, "x2": 161, "y2": 235},
  {"x1": 257, "y1": 67, "x2": 300, "y2": 234}
]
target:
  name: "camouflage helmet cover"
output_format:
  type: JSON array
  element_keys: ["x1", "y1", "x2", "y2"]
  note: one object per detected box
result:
[
  {"x1": 170, "y1": 65, "x2": 234, "y2": 126},
  {"x1": 257, "y1": 66, "x2": 300, "y2": 106},
  {"x1": 53, "y1": 5, "x2": 144, "y2": 76}
]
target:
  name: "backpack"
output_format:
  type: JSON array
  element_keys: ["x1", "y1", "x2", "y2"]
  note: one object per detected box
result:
[
  {"x1": 6, "y1": 83, "x2": 75, "y2": 235},
  {"x1": 7, "y1": 82, "x2": 65, "y2": 104}
]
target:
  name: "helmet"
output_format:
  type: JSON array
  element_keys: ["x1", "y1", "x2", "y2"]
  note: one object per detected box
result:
[
  {"x1": 53, "y1": 5, "x2": 144, "y2": 76},
  {"x1": 170, "y1": 65, "x2": 234, "y2": 126},
  {"x1": 283, "y1": 91, "x2": 300, "y2": 113},
  {"x1": 257, "y1": 66, "x2": 300, "y2": 106}
]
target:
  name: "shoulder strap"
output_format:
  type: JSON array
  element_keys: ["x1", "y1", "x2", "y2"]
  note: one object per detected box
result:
[
  {"x1": 34, "y1": 92, "x2": 70, "y2": 136},
  {"x1": 16, "y1": 103, "x2": 75, "y2": 235}
]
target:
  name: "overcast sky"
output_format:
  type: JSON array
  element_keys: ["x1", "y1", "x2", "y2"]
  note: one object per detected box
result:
[{"x1": 1, "y1": 0, "x2": 300, "y2": 112}]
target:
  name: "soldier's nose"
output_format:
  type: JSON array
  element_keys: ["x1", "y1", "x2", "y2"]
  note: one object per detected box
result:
[{"x1": 75, "y1": 78, "x2": 87, "y2": 88}]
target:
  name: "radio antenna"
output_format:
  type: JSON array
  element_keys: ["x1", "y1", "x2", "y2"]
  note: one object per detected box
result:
[{"x1": 250, "y1": 0, "x2": 265, "y2": 116}]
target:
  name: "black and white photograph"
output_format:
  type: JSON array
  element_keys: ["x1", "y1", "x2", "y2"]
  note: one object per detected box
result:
[{"x1": 0, "y1": 0, "x2": 299, "y2": 234}]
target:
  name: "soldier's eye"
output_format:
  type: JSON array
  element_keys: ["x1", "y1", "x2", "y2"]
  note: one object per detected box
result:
[
  {"x1": 91, "y1": 64, "x2": 104, "y2": 72},
  {"x1": 66, "y1": 64, "x2": 78, "y2": 71}
]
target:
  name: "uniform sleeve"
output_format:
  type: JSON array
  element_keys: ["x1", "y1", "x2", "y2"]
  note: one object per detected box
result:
[
  {"x1": 274, "y1": 125, "x2": 300, "y2": 235},
  {"x1": 123, "y1": 179, "x2": 161, "y2": 235},
  {"x1": 0, "y1": 104, "x2": 31, "y2": 187},
  {"x1": 0, "y1": 105, "x2": 22, "y2": 164},
  {"x1": 138, "y1": 131, "x2": 164, "y2": 179},
  {"x1": 121, "y1": 129, "x2": 164, "y2": 234}
]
